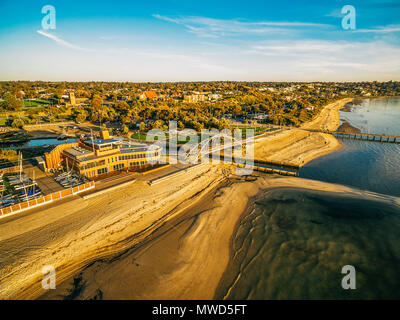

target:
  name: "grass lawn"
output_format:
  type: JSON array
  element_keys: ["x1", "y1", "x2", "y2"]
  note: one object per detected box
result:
[
  {"x1": 131, "y1": 131, "x2": 200, "y2": 144},
  {"x1": 23, "y1": 99, "x2": 51, "y2": 107},
  {"x1": 131, "y1": 132, "x2": 153, "y2": 140},
  {"x1": 131, "y1": 128, "x2": 271, "y2": 142},
  {"x1": 231, "y1": 126, "x2": 268, "y2": 137}
]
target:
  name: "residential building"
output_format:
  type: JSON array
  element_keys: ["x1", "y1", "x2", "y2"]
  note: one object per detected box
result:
[
  {"x1": 183, "y1": 94, "x2": 206, "y2": 103},
  {"x1": 138, "y1": 91, "x2": 158, "y2": 101}
]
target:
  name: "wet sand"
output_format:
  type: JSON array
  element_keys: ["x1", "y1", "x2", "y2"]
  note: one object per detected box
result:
[
  {"x1": 216, "y1": 185, "x2": 400, "y2": 299},
  {"x1": 38, "y1": 172, "x2": 395, "y2": 300},
  {"x1": 337, "y1": 120, "x2": 361, "y2": 133}
]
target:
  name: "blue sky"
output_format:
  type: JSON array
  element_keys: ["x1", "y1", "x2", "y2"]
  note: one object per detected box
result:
[{"x1": 0, "y1": 0, "x2": 399, "y2": 81}]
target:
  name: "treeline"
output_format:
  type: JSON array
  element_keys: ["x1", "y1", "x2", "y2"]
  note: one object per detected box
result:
[
  {"x1": 1, "y1": 81, "x2": 399, "y2": 131},
  {"x1": 72, "y1": 91, "x2": 331, "y2": 131}
]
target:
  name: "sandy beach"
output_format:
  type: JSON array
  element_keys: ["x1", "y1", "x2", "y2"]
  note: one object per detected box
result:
[
  {"x1": 0, "y1": 97, "x2": 362, "y2": 299},
  {"x1": 254, "y1": 98, "x2": 353, "y2": 167},
  {"x1": 39, "y1": 171, "x2": 399, "y2": 300},
  {"x1": 0, "y1": 163, "x2": 223, "y2": 299},
  {"x1": 1, "y1": 161, "x2": 373, "y2": 300},
  {"x1": 301, "y1": 98, "x2": 353, "y2": 132}
]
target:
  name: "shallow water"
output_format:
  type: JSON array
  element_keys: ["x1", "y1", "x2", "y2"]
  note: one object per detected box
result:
[
  {"x1": 217, "y1": 98, "x2": 400, "y2": 299},
  {"x1": 340, "y1": 97, "x2": 400, "y2": 135},
  {"x1": 216, "y1": 188, "x2": 400, "y2": 300},
  {"x1": 300, "y1": 97, "x2": 400, "y2": 197},
  {"x1": 299, "y1": 140, "x2": 400, "y2": 197}
]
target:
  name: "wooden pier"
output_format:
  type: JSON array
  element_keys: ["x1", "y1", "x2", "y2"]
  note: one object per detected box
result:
[
  {"x1": 235, "y1": 163, "x2": 298, "y2": 177},
  {"x1": 233, "y1": 158, "x2": 299, "y2": 170},
  {"x1": 263, "y1": 124, "x2": 400, "y2": 144},
  {"x1": 333, "y1": 132, "x2": 400, "y2": 144}
]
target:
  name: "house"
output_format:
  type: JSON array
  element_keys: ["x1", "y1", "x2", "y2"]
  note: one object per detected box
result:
[
  {"x1": 208, "y1": 93, "x2": 222, "y2": 101},
  {"x1": 138, "y1": 91, "x2": 158, "y2": 101},
  {"x1": 248, "y1": 113, "x2": 269, "y2": 123},
  {"x1": 183, "y1": 94, "x2": 206, "y2": 103}
]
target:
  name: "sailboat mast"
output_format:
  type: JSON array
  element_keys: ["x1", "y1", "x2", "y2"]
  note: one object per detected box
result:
[
  {"x1": 90, "y1": 129, "x2": 95, "y2": 153},
  {"x1": 19, "y1": 152, "x2": 22, "y2": 181},
  {"x1": 66, "y1": 155, "x2": 69, "y2": 174}
]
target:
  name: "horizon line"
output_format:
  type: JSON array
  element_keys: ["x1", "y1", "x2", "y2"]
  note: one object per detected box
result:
[{"x1": 1, "y1": 79, "x2": 399, "y2": 83}]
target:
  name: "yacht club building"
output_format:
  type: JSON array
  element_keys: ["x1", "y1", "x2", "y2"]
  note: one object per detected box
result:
[{"x1": 45, "y1": 130, "x2": 162, "y2": 178}]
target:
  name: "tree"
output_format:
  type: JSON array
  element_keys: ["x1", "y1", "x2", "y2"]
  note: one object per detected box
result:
[
  {"x1": 232, "y1": 104, "x2": 242, "y2": 116},
  {"x1": 121, "y1": 115, "x2": 132, "y2": 125},
  {"x1": 151, "y1": 120, "x2": 164, "y2": 129},
  {"x1": 91, "y1": 94, "x2": 108, "y2": 124},
  {"x1": 28, "y1": 113, "x2": 39, "y2": 124},
  {"x1": 0, "y1": 148, "x2": 18, "y2": 161},
  {"x1": 115, "y1": 101, "x2": 130, "y2": 113},
  {"x1": 299, "y1": 109, "x2": 310, "y2": 123},
  {"x1": 218, "y1": 118, "x2": 230, "y2": 130},
  {"x1": 192, "y1": 121, "x2": 203, "y2": 132},
  {"x1": 55, "y1": 86, "x2": 64, "y2": 100},
  {"x1": 139, "y1": 121, "x2": 146, "y2": 133},
  {"x1": 76, "y1": 112, "x2": 87, "y2": 123},
  {"x1": 1, "y1": 93, "x2": 22, "y2": 111},
  {"x1": 122, "y1": 124, "x2": 129, "y2": 136},
  {"x1": 11, "y1": 118, "x2": 24, "y2": 128},
  {"x1": 91, "y1": 94, "x2": 103, "y2": 111},
  {"x1": 177, "y1": 121, "x2": 185, "y2": 130}
]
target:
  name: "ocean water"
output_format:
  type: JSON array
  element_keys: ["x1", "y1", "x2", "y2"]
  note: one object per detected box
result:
[
  {"x1": 217, "y1": 97, "x2": 400, "y2": 300},
  {"x1": 300, "y1": 97, "x2": 400, "y2": 197},
  {"x1": 216, "y1": 188, "x2": 400, "y2": 300}
]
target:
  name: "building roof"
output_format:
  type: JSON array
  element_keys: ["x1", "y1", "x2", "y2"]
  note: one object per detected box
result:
[
  {"x1": 65, "y1": 143, "x2": 162, "y2": 163},
  {"x1": 85, "y1": 138, "x2": 120, "y2": 146},
  {"x1": 120, "y1": 144, "x2": 162, "y2": 153},
  {"x1": 34, "y1": 156, "x2": 46, "y2": 164},
  {"x1": 120, "y1": 147, "x2": 152, "y2": 153},
  {"x1": 64, "y1": 147, "x2": 94, "y2": 158},
  {"x1": 144, "y1": 91, "x2": 158, "y2": 99}
]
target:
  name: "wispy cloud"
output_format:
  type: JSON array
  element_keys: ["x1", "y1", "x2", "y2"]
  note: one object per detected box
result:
[
  {"x1": 325, "y1": 9, "x2": 343, "y2": 18},
  {"x1": 37, "y1": 30, "x2": 87, "y2": 51},
  {"x1": 246, "y1": 40, "x2": 400, "y2": 76},
  {"x1": 153, "y1": 14, "x2": 332, "y2": 38},
  {"x1": 354, "y1": 24, "x2": 400, "y2": 33},
  {"x1": 250, "y1": 41, "x2": 357, "y2": 54},
  {"x1": 106, "y1": 47, "x2": 232, "y2": 73}
]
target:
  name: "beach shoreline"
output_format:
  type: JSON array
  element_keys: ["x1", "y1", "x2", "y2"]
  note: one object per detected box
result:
[
  {"x1": 254, "y1": 98, "x2": 353, "y2": 167},
  {"x1": 38, "y1": 172, "x2": 399, "y2": 300},
  {"x1": 0, "y1": 97, "x2": 364, "y2": 300},
  {"x1": 0, "y1": 164, "x2": 224, "y2": 299},
  {"x1": 215, "y1": 179, "x2": 400, "y2": 300}
]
